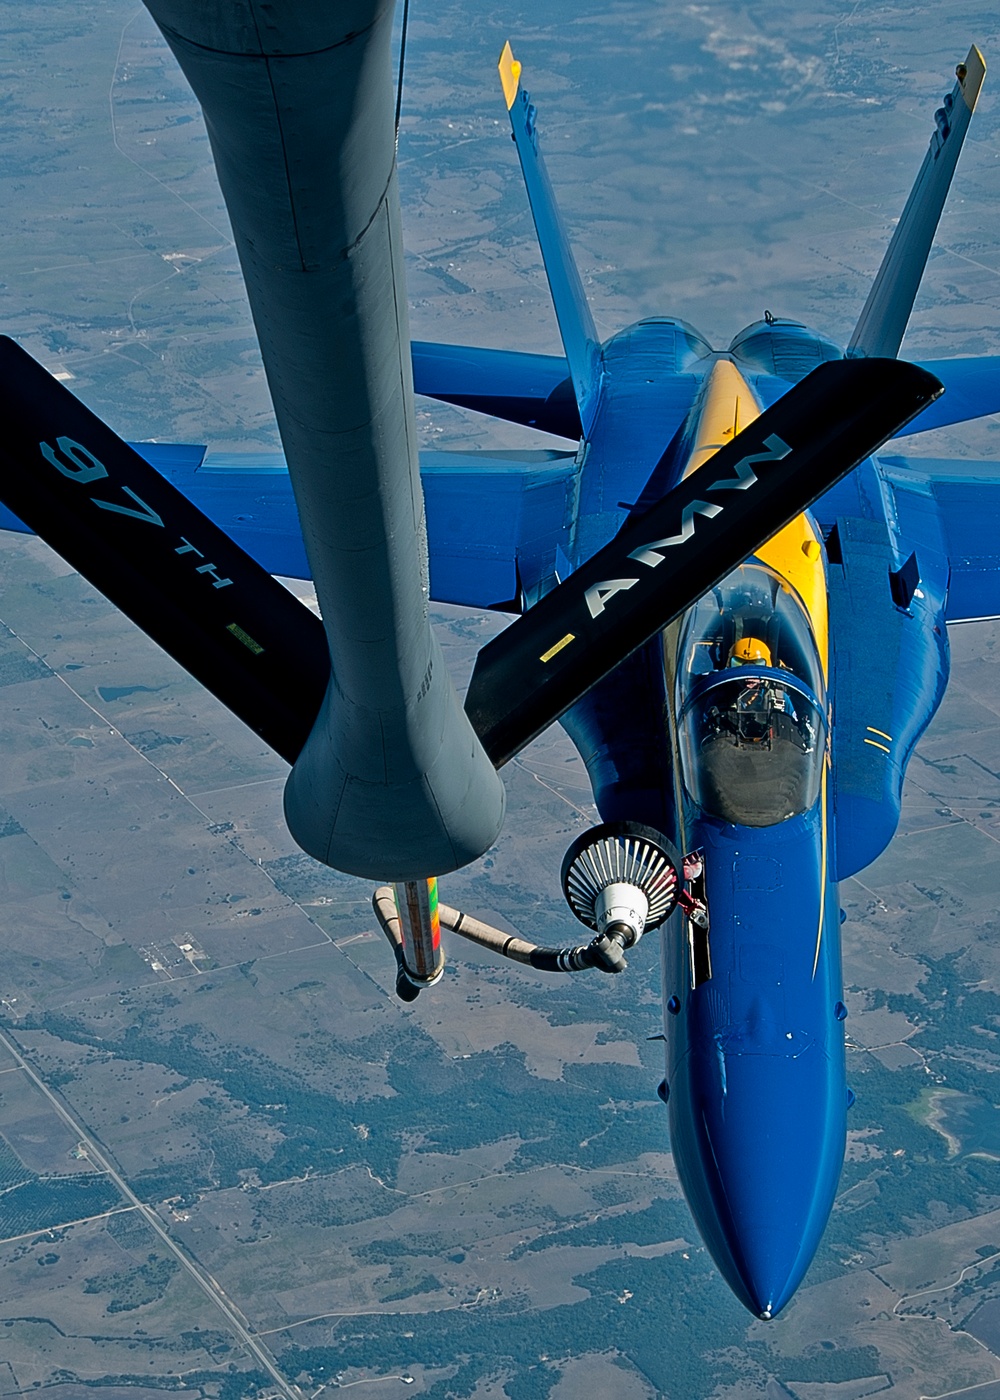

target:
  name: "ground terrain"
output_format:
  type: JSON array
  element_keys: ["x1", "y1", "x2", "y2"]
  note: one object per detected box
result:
[{"x1": 2, "y1": 1, "x2": 1000, "y2": 1397}]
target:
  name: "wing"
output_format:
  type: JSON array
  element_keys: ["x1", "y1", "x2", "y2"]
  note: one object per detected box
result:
[
  {"x1": 412, "y1": 341, "x2": 580, "y2": 440},
  {"x1": 135, "y1": 445, "x2": 311, "y2": 580},
  {"x1": 0, "y1": 435, "x2": 582, "y2": 614},
  {"x1": 422, "y1": 449, "x2": 579, "y2": 609},
  {"x1": 882, "y1": 455, "x2": 1000, "y2": 622},
  {"x1": 746, "y1": 354, "x2": 1000, "y2": 439},
  {"x1": 901, "y1": 357, "x2": 1000, "y2": 435},
  {"x1": 164, "y1": 446, "x2": 583, "y2": 612},
  {"x1": 162, "y1": 446, "x2": 582, "y2": 612}
]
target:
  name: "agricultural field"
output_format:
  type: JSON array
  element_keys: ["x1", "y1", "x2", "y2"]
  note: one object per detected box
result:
[{"x1": 2, "y1": 0, "x2": 1000, "y2": 1398}]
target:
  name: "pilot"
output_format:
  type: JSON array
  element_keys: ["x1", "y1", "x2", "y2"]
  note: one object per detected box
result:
[
  {"x1": 726, "y1": 635, "x2": 798, "y2": 728},
  {"x1": 727, "y1": 636, "x2": 772, "y2": 668}
]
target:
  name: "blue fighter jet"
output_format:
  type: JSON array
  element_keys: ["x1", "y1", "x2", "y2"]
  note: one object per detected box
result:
[{"x1": 0, "y1": 24, "x2": 997, "y2": 1322}]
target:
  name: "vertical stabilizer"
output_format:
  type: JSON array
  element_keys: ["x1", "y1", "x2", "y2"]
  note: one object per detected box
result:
[
  {"x1": 499, "y1": 42, "x2": 602, "y2": 434},
  {"x1": 848, "y1": 46, "x2": 985, "y2": 359}
]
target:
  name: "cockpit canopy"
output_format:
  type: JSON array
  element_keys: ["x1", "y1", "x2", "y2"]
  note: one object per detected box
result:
[{"x1": 676, "y1": 564, "x2": 827, "y2": 828}]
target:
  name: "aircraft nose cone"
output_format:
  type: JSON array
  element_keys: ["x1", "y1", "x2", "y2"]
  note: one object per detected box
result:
[
  {"x1": 711, "y1": 1185, "x2": 821, "y2": 1320},
  {"x1": 672, "y1": 1045, "x2": 846, "y2": 1319},
  {"x1": 728, "y1": 1225, "x2": 804, "y2": 1320}
]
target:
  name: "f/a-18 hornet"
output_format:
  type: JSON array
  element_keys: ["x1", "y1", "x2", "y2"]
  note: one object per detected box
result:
[{"x1": 0, "y1": 0, "x2": 996, "y2": 1318}]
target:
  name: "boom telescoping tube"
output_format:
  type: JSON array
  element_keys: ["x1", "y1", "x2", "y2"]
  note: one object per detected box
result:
[
  {"x1": 371, "y1": 885, "x2": 419, "y2": 1002},
  {"x1": 392, "y1": 879, "x2": 445, "y2": 987}
]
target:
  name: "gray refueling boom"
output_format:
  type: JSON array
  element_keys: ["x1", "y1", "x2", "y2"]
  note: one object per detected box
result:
[{"x1": 142, "y1": 0, "x2": 504, "y2": 880}]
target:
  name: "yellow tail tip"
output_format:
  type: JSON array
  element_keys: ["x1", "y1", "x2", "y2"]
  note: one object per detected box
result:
[
  {"x1": 957, "y1": 44, "x2": 986, "y2": 112},
  {"x1": 499, "y1": 40, "x2": 522, "y2": 110}
]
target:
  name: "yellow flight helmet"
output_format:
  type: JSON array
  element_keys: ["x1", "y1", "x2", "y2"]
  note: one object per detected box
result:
[{"x1": 729, "y1": 636, "x2": 772, "y2": 667}]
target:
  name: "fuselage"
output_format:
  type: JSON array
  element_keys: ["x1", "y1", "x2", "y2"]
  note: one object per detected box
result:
[
  {"x1": 11, "y1": 309, "x2": 946, "y2": 1320},
  {"x1": 561, "y1": 318, "x2": 947, "y2": 1317}
]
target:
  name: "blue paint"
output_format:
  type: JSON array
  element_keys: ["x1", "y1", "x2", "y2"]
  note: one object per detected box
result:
[
  {"x1": 662, "y1": 802, "x2": 846, "y2": 1318},
  {"x1": 5, "y1": 45, "x2": 995, "y2": 1325},
  {"x1": 26, "y1": 311, "x2": 971, "y2": 1318},
  {"x1": 4, "y1": 314, "x2": 973, "y2": 1319}
]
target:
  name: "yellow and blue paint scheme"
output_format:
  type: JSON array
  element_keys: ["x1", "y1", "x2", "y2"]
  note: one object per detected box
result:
[
  {"x1": 552, "y1": 312, "x2": 954, "y2": 1315},
  {"x1": 652, "y1": 357, "x2": 846, "y2": 1318},
  {"x1": 0, "y1": 35, "x2": 988, "y2": 1324}
]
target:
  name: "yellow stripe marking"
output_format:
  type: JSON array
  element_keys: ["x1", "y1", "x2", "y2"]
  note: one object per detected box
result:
[
  {"x1": 498, "y1": 41, "x2": 522, "y2": 110},
  {"x1": 812, "y1": 762, "x2": 828, "y2": 980},
  {"x1": 864, "y1": 738, "x2": 891, "y2": 754},
  {"x1": 540, "y1": 633, "x2": 575, "y2": 663},
  {"x1": 227, "y1": 622, "x2": 264, "y2": 655},
  {"x1": 866, "y1": 726, "x2": 892, "y2": 741}
]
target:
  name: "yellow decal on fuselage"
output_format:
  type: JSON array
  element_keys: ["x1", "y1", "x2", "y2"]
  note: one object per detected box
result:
[
  {"x1": 863, "y1": 737, "x2": 891, "y2": 754},
  {"x1": 680, "y1": 359, "x2": 829, "y2": 682},
  {"x1": 670, "y1": 358, "x2": 833, "y2": 980}
]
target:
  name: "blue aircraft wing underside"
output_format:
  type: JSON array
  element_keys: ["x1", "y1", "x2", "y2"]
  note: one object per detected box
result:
[
  {"x1": 411, "y1": 340, "x2": 581, "y2": 441},
  {"x1": 901, "y1": 358, "x2": 1000, "y2": 435},
  {"x1": 0, "y1": 442, "x2": 581, "y2": 614},
  {"x1": 752, "y1": 357, "x2": 1000, "y2": 437},
  {"x1": 420, "y1": 449, "x2": 580, "y2": 608},
  {"x1": 881, "y1": 455, "x2": 1000, "y2": 623}
]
